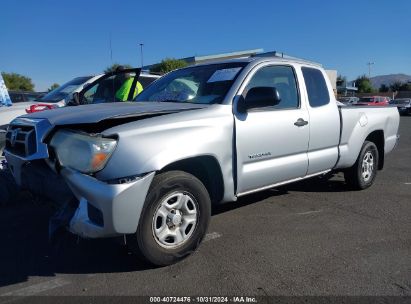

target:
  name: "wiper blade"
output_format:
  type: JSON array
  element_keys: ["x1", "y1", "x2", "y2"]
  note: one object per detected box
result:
[
  {"x1": 158, "y1": 100, "x2": 199, "y2": 104},
  {"x1": 157, "y1": 99, "x2": 183, "y2": 103}
]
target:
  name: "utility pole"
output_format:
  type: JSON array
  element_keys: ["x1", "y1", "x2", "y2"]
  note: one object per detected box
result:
[
  {"x1": 139, "y1": 43, "x2": 144, "y2": 68},
  {"x1": 367, "y1": 62, "x2": 374, "y2": 78}
]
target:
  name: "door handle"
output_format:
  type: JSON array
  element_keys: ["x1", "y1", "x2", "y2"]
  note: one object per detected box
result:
[{"x1": 294, "y1": 118, "x2": 308, "y2": 127}]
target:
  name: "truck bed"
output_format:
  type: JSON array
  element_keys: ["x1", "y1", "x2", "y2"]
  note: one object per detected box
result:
[{"x1": 336, "y1": 105, "x2": 400, "y2": 169}]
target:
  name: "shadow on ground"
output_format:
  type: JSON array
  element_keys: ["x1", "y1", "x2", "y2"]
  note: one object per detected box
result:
[
  {"x1": 0, "y1": 199, "x2": 154, "y2": 288},
  {"x1": 280, "y1": 172, "x2": 351, "y2": 193},
  {"x1": 0, "y1": 172, "x2": 350, "y2": 288}
]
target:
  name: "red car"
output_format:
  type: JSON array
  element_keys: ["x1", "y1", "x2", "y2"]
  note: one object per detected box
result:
[{"x1": 357, "y1": 96, "x2": 390, "y2": 106}]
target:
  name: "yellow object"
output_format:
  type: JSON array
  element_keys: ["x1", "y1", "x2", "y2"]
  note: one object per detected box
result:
[{"x1": 115, "y1": 78, "x2": 143, "y2": 101}]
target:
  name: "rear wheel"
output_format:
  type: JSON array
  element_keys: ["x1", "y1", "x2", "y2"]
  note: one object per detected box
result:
[
  {"x1": 128, "y1": 171, "x2": 211, "y2": 266},
  {"x1": 344, "y1": 141, "x2": 379, "y2": 190}
]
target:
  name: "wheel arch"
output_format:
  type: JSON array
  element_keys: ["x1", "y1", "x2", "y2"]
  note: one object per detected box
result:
[
  {"x1": 159, "y1": 155, "x2": 225, "y2": 205},
  {"x1": 365, "y1": 130, "x2": 384, "y2": 170}
]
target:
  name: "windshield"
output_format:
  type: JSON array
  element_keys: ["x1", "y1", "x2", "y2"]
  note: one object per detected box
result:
[
  {"x1": 136, "y1": 62, "x2": 247, "y2": 104},
  {"x1": 40, "y1": 76, "x2": 93, "y2": 103}
]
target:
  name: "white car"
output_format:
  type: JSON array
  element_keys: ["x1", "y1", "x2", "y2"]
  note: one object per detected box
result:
[
  {"x1": 0, "y1": 71, "x2": 160, "y2": 128},
  {"x1": 0, "y1": 76, "x2": 99, "y2": 129}
]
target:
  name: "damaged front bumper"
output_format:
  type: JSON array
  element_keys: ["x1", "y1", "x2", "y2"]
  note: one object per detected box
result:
[
  {"x1": 6, "y1": 152, "x2": 155, "y2": 239},
  {"x1": 62, "y1": 168, "x2": 155, "y2": 238},
  {"x1": 4, "y1": 117, "x2": 156, "y2": 239}
]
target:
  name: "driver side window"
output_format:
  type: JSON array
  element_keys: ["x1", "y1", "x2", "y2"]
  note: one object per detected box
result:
[
  {"x1": 82, "y1": 75, "x2": 123, "y2": 104},
  {"x1": 81, "y1": 72, "x2": 139, "y2": 104},
  {"x1": 83, "y1": 85, "x2": 97, "y2": 103},
  {"x1": 245, "y1": 65, "x2": 299, "y2": 109}
]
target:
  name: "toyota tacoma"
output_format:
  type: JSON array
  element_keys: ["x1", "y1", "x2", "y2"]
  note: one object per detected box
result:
[{"x1": 4, "y1": 57, "x2": 400, "y2": 266}]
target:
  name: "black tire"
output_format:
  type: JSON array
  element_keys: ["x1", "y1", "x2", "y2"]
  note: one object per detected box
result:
[
  {"x1": 127, "y1": 171, "x2": 211, "y2": 266},
  {"x1": 344, "y1": 141, "x2": 379, "y2": 190}
]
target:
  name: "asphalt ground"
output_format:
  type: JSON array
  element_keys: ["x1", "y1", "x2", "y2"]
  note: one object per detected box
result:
[{"x1": 0, "y1": 116, "x2": 410, "y2": 300}]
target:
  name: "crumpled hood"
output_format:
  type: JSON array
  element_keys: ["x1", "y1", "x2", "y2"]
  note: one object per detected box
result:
[{"x1": 20, "y1": 102, "x2": 209, "y2": 125}]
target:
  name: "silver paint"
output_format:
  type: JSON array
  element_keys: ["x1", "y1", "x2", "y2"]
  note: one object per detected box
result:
[{"x1": 4, "y1": 57, "x2": 400, "y2": 239}]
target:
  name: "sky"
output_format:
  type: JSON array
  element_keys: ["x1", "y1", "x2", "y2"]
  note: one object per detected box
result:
[{"x1": 0, "y1": 0, "x2": 410, "y2": 91}]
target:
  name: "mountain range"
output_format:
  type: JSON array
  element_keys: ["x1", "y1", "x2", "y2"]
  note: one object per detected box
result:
[{"x1": 369, "y1": 74, "x2": 411, "y2": 88}]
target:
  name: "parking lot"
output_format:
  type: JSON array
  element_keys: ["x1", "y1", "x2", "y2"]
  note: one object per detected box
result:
[{"x1": 0, "y1": 116, "x2": 410, "y2": 298}]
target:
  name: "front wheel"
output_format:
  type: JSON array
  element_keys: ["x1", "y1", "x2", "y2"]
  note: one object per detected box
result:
[
  {"x1": 344, "y1": 141, "x2": 379, "y2": 190},
  {"x1": 128, "y1": 171, "x2": 211, "y2": 266}
]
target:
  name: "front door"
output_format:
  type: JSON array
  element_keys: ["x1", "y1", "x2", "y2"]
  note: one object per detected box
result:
[{"x1": 234, "y1": 64, "x2": 309, "y2": 195}]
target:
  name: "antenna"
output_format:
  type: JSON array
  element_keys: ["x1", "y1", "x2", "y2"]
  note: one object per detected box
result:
[
  {"x1": 109, "y1": 33, "x2": 113, "y2": 64},
  {"x1": 109, "y1": 33, "x2": 114, "y2": 102},
  {"x1": 139, "y1": 43, "x2": 144, "y2": 68},
  {"x1": 367, "y1": 62, "x2": 374, "y2": 78}
]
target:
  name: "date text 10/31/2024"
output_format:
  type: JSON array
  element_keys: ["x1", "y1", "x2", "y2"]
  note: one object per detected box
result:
[{"x1": 149, "y1": 296, "x2": 258, "y2": 303}]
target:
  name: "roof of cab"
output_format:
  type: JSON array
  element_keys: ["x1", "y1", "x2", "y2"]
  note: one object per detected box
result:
[{"x1": 192, "y1": 55, "x2": 322, "y2": 68}]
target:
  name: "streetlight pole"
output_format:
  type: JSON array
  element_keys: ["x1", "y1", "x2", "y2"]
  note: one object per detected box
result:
[
  {"x1": 139, "y1": 43, "x2": 144, "y2": 69},
  {"x1": 367, "y1": 62, "x2": 374, "y2": 78}
]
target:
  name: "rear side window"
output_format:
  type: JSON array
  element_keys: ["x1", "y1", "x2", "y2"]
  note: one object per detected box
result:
[{"x1": 302, "y1": 67, "x2": 330, "y2": 107}]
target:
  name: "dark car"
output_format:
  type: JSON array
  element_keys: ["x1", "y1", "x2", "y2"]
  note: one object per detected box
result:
[
  {"x1": 8, "y1": 91, "x2": 45, "y2": 103},
  {"x1": 390, "y1": 98, "x2": 411, "y2": 115}
]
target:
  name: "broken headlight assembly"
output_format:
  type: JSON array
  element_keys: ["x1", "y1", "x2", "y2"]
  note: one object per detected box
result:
[{"x1": 50, "y1": 129, "x2": 117, "y2": 174}]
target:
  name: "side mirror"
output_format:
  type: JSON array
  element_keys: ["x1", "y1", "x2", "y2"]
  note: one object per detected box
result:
[{"x1": 239, "y1": 87, "x2": 281, "y2": 112}]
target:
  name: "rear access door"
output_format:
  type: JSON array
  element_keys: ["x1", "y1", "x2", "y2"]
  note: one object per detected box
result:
[{"x1": 300, "y1": 66, "x2": 340, "y2": 175}]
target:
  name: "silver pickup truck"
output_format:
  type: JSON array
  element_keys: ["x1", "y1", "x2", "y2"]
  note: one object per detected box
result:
[{"x1": 4, "y1": 57, "x2": 400, "y2": 266}]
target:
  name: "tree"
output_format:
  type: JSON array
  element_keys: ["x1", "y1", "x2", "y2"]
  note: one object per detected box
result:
[
  {"x1": 399, "y1": 82, "x2": 411, "y2": 91},
  {"x1": 1, "y1": 72, "x2": 34, "y2": 91},
  {"x1": 354, "y1": 75, "x2": 374, "y2": 93},
  {"x1": 390, "y1": 81, "x2": 402, "y2": 92},
  {"x1": 48, "y1": 83, "x2": 60, "y2": 92},
  {"x1": 379, "y1": 84, "x2": 389, "y2": 93},
  {"x1": 150, "y1": 58, "x2": 188, "y2": 74},
  {"x1": 103, "y1": 63, "x2": 133, "y2": 74}
]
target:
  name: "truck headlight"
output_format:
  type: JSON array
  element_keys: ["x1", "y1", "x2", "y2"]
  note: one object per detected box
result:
[{"x1": 50, "y1": 129, "x2": 117, "y2": 173}]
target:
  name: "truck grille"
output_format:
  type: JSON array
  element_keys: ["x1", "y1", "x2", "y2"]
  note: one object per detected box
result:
[{"x1": 5, "y1": 125, "x2": 37, "y2": 157}]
